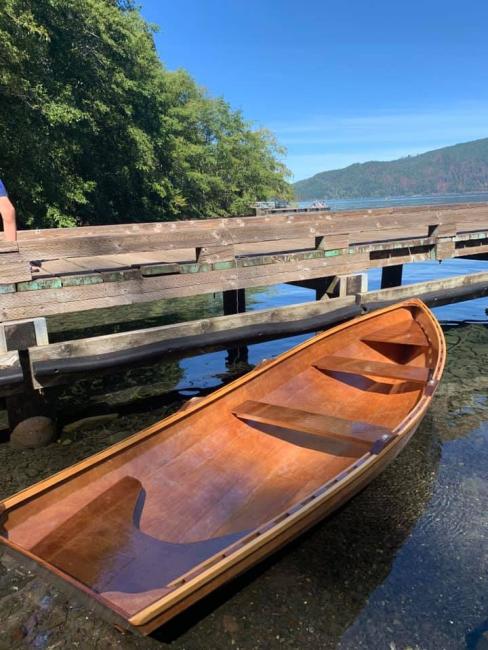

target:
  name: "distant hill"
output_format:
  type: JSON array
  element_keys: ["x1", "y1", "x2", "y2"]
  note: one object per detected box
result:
[{"x1": 293, "y1": 138, "x2": 488, "y2": 200}]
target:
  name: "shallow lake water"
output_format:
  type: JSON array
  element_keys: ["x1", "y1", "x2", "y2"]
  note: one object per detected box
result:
[{"x1": 0, "y1": 198, "x2": 487, "y2": 648}]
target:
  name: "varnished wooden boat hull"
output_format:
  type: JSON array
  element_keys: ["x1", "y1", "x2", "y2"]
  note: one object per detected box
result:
[
  {"x1": 135, "y1": 419, "x2": 421, "y2": 633},
  {"x1": 0, "y1": 299, "x2": 445, "y2": 634}
]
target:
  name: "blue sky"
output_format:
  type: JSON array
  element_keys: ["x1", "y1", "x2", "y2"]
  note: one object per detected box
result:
[{"x1": 139, "y1": 0, "x2": 488, "y2": 181}]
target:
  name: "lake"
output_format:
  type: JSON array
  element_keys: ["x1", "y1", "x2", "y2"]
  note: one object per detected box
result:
[{"x1": 0, "y1": 193, "x2": 487, "y2": 649}]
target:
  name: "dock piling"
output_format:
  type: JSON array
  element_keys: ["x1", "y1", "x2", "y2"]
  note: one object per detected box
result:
[
  {"x1": 223, "y1": 289, "x2": 248, "y2": 366},
  {"x1": 223, "y1": 289, "x2": 246, "y2": 316},
  {"x1": 381, "y1": 265, "x2": 403, "y2": 289},
  {"x1": 2, "y1": 318, "x2": 55, "y2": 441}
]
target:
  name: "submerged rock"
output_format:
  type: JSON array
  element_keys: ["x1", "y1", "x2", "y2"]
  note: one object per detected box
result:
[
  {"x1": 10, "y1": 417, "x2": 56, "y2": 450},
  {"x1": 62, "y1": 413, "x2": 119, "y2": 435}
]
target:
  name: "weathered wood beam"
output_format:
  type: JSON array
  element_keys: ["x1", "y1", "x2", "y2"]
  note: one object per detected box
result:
[
  {"x1": 0, "y1": 255, "x2": 372, "y2": 321},
  {"x1": 10, "y1": 202, "x2": 488, "y2": 240},
  {"x1": 0, "y1": 239, "x2": 469, "y2": 322},
  {"x1": 1, "y1": 203, "x2": 487, "y2": 322},
  {"x1": 28, "y1": 296, "x2": 359, "y2": 387},
  {"x1": 9, "y1": 203, "x2": 488, "y2": 262},
  {"x1": 360, "y1": 270, "x2": 488, "y2": 309},
  {"x1": 8, "y1": 233, "x2": 480, "y2": 287},
  {"x1": 26, "y1": 271, "x2": 488, "y2": 390},
  {"x1": 0, "y1": 253, "x2": 32, "y2": 283}
]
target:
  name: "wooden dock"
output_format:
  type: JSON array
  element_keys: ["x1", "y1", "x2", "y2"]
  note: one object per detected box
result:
[
  {"x1": 1, "y1": 202, "x2": 487, "y2": 429},
  {"x1": 1, "y1": 202, "x2": 487, "y2": 321}
]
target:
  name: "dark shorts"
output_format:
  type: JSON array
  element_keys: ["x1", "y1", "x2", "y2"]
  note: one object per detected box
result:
[{"x1": 0, "y1": 179, "x2": 7, "y2": 198}]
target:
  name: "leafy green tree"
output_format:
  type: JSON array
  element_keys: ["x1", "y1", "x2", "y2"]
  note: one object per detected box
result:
[{"x1": 0, "y1": 0, "x2": 291, "y2": 228}]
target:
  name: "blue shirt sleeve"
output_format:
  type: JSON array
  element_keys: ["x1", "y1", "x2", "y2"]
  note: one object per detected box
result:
[{"x1": 0, "y1": 179, "x2": 7, "y2": 198}]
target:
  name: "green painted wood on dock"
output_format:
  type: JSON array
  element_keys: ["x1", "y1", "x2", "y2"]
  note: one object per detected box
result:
[
  {"x1": 101, "y1": 270, "x2": 140, "y2": 283},
  {"x1": 140, "y1": 264, "x2": 180, "y2": 276},
  {"x1": 4, "y1": 226, "x2": 488, "y2": 298},
  {"x1": 61, "y1": 275, "x2": 104, "y2": 287},
  {"x1": 212, "y1": 260, "x2": 237, "y2": 271},
  {"x1": 324, "y1": 249, "x2": 342, "y2": 257},
  {"x1": 179, "y1": 262, "x2": 212, "y2": 274},
  {"x1": 17, "y1": 278, "x2": 63, "y2": 292}
]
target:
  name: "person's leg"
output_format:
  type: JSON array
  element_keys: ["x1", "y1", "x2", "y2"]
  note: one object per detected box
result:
[{"x1": 0, "y1": 197, "x2": 17, "y2": 241}]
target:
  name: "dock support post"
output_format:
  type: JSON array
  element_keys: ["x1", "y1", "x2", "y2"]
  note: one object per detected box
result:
[
  {"x1": 5, "y1": 352, "x2": 50, "y2": 430},
  {"x1": 381, "y1": 265, "x2": 403, "y2": 289},
  {"x1": 288, "y1": 277, "x2": 335, "y2": 300},
  {"x1": 223, "y1": 289, "x2": 246, "y2": 316},
  {"x1": 289, "y1": 273, "x2": 367, "y2": 300},
  {"x1": 222, "y1": 289, "x2": 248, "y2": 366},
  {"x1": 1, "y1": 318, "x2": 55, "y2": 439},
  {"x1": 314, "y1": 278, "x2": 330, "y2": 301},
  {"x1": 325, "y1": 273, "x2": 368, "y2": 299}
]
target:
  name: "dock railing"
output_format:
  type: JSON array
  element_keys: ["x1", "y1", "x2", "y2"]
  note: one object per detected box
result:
[{"x1": 1, "y1": 202, "x2": 488, "y2": 321}]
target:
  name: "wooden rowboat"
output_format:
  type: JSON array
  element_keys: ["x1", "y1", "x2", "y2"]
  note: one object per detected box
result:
[{"x1": 0, "y1": 299, "x2": 445, "y2": 634}]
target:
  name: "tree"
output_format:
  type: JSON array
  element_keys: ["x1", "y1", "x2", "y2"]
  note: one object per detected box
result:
[{"x1": 0, "y1": 0, "x2": 291, "y2": 228}]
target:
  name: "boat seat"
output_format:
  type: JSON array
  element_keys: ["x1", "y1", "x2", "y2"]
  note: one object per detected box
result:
[
  {"x1": 30, "y1": 476, "x2": 246, "y2": 594},
  {"x1": 233, "y1": 400, "x2": 393, "y2": 451},
  {"x1": 313, "y1": 356, "x2": 430, "y2": 383},
  {"x1": 362, "y1": 320, "x2": 429, "y2": 347},
  {"x1": 30, "y1": 477, "x2": 146, "y2": 589}
]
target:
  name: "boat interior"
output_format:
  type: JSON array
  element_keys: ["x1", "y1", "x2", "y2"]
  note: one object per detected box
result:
[{"x1": 1, "y1": 302, "x2": 441, "y2": 618}]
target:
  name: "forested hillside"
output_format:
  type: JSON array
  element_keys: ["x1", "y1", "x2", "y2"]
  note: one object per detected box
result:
[
  {"x1": 293, "y1": 138, "x2": 488, "y2": 200},
  {"x1": 0, "y1": 0, "x2": 291, "y2": 228}
]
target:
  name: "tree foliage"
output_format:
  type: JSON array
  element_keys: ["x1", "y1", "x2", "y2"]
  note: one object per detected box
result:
[{"x1": 0, "y1": 0, "x2": 291, "y2": 228}]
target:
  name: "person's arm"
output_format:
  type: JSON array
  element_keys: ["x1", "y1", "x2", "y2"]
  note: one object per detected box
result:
[
  {"x1": 0, "y1": 180, "x2": 17, "y2": 241},
  {"x1": 0, "y1": 196, "x2": 17, "y2": 242}
]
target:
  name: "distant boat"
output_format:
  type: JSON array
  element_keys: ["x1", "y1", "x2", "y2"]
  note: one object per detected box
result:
[
  {"x1": 0, "y1": 299, "x2": 445, "y2": 634},
  {"x1": 310, "y1": 199, "x2": 330, "y2": 209},
  {"x1": 253, "y1": 200, "x2": 330, "y2": 214}
]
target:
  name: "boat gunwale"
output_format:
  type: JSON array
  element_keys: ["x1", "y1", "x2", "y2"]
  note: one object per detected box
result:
[{"x1": 0, "y1": 298, "x2": 446, "y2": 629}]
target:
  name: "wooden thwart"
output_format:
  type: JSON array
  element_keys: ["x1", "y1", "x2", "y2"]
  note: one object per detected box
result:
[
  {"x1": 362, "y1": 321, "x2": 429, "y2": 347},
  {"x1": 314, "y1": 356, "x2": 430, "y2": 383},
  {"x1": 233, "y1": 400, "x2": 392, "y2": 448}
]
